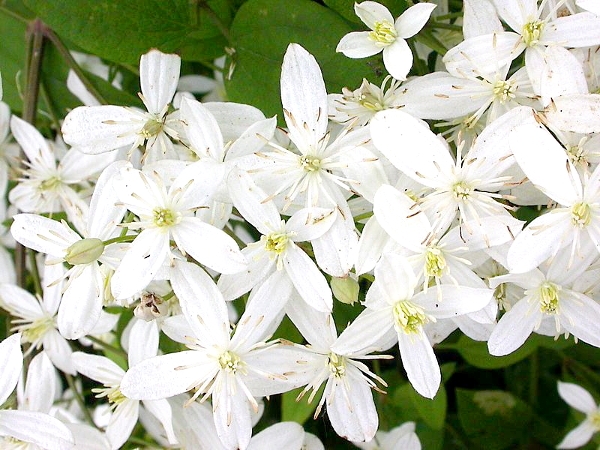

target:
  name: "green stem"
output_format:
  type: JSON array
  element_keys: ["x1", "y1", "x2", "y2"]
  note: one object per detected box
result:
[
  {"x1": 65, "y1": 373, "x2": 99, "y2": 428},
  {"x1": 528, "y1": 349, "x2": 539, "y2": 407},
  {"x1": 103, "y1": 234, "x2": 137, "y2": 247},
  {"x1": 0, "y1": 5, "x2": 29, "y2": 23},
  {"x1": 86, "y1": 335, "x2": 128, "y2": 359},
  {"x1": 16, "y1": 18, "x2": 46, "y2": 288},
  {"x1": 43, "y1": 27, "x2": 108, "y2": 105},
  {"x1": 27, "y1": 248, "x2": 42, "y2": 298}
]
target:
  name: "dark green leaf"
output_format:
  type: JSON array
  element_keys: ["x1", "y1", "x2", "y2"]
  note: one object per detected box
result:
[
  {"x1": 24, "y1": 0, "x2": 230, "y2": 64},
  {"x1": 225, "y1": 0, "x2": 385, "y2": 120}
]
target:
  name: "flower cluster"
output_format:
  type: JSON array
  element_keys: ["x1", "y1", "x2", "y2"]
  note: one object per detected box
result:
[{"x1": 2, "y1": 0, "x2": 600, "y2": 448}]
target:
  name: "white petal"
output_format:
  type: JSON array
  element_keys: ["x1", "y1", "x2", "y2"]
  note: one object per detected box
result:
[
  {"x1": 106, "y1": 400, "x2": 139, "y2": 449},
  {"x1": 398, "y1": 330, "x2": 441, "y2": 398},
  {"x1": 332, "y1": 308, "x2": 396, "y2": 355},
  {"x1": 370, "y1": 109, "x2": 454, "y2": 186},
  {"x1": 285, "y1": 243, "x2": 333, "y2": 312},
  {"x1": 127, "y1": 319, "x2": 159, "y2": 367},
  {"x1": 88, "y1": 160, "x2": 130, "y2": 238},
  {"x1": 382, "y1": 39, "x2": 413, "y2": 81},
  {"x1": 326, "y1": 366, "x2": 378, "y2": 442},
  {"x1": 171, "y1": 260, "x2": 230, "y2": 348},
  {"x1": 61, "y1": 105, "x2": 143, "y2": 154},
  {"x1": 560, "y1": 291, "x2": 600, "y2": 348},
  {"x1": 395, "y1": 2, "x2": 436, "y2": 38},
  {"x1": 281, "y1": 44, "x2": 328, "y2": 150},
  {"x1": 10, "y1": 116, "x2": 55, "y2": 169},
  {"x1": 0, "y1": 333, "x2": 22, "y2": 405},
  {"x1": 139, "y1": 49, "x2": 180, "y2": 115},
  {"x1": 204, "y1": 102, "x2": 266, "y2": 143},
  {"x1": 173, "y1": 218, "x2": 246, "y2": 275},
  {"x1": 336, "y1": 32, "x2": 382, "y2": 58},
  {"x1": 72, "y1": 352, "x2": 124, "y2": 386},
  {"x1": 463, "y1": 0, "x2": 503, "y2": 39},
  {"x1": 545, "y1": 94, "x2": 600, "y2": 134},
  {"x1": 487, "y1": 298, "x2": 539, "y2": 356},
  {"x1": 248, "y1": 422, "x2": 304, "y2": 450},
  {"x1": 543, "y1": 12, "x2": 600, "y2": 47},
  {"x1": 557, "y1": 382, "x2": 597, "y2": 413},
  {"x1": 556, "y1": 420, "x2": 596, "y2": 449},
  {"x1": 355, "y1": 1, "x2": 394, "y2": 28},
  {"x1": 311, "y1": 212, "x2": 358, "y2": 277},
  {"x1": 287, "y1": 207, "x2": 336, "y2": 242},
  {"x1": 11, "y1": 213, "x2": 79, "y2": 257},
  {"x1": 374, "y1": 184, "x2": 430, "y2": 252},
  {"x1": 212, "y1": 376, "x2": 252, "y2": 450},
  {"x1": 416, "y1": 285, "x2": 493, "y2": 319},
  {"x1": 0, "y1": 283, "x2": 44, "y2": 319},
  {"x1": 111, "y1": 229, "x2": 169, "y2": 300},
  {"x1": 21, "y1": 353, "x2": 55, "y2": 412},
  {"x1": 227, "y1": 168, "x2": 281, "y2": 234},
  {"x1": 374, "y1": 253, "x2": 416, "y2": 304},
  {"x1": 217, "y1": 246, "x2": 275, "y2": 301},
  {"x1": 285, "y1": 297, "x2": 337, "y2": 348},
  {"x1": 59, "y1": 264, "x2": 103, "y2": 340},
  {"x1": 121, "y1": 351, "x2": 214, "y2": 400},
  {"x1": 42, "y1": 330, "x2": 76, "y2": 375},
  {"x1": 180, "y1": 97, "x2": 224, "y2": 160},
  {"x1": 0, "y1": 410, "x2": 74, "y2": 449},
  {"x1": 509, "y1": 123, "x2": 581, "y2": 204},
  {"x1": 355, "y1": 216, "x2": 389, "y2": 275}
]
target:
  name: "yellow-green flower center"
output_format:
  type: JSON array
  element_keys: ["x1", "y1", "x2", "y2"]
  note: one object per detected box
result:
[
  {"x1": 588, "y1": 410, "x2": 600, "y2": 430},
  {"x1": 571, "y1": 202, "x2": 592, "y2": 227},
  {"x1": 65, "y1": 238, "x2": 105, "y2": 265},
  {"x1": 14, "y1": 315, "x2": 54, "y2": 347},
  {"x1": 452, "y1": 180, "x2": 473, "y2": 200},
  {"x1": 218, "y1": 350, "x2": 245, "y2": 374},
  {"x1": 265, "y1": 232, "x2": 289, "y2": 254},
  {"x1": 539, "y1": 281, "x2": 560, "y2": 315},
  {"x1": 39, "y1": 176, "x2": 62, "y2": 191},
  {"x1": 300, "y1": 155, "x2": 322, "y2": 172},
  {"x1": 92, "y1": 384, "x2": 127, "y2": 410},
  {"x1": 327, "y1": 352, "x2": 347, "y2": 378},
  {"x1": 522, "y1": 20, "x2": 544, "y2": 46},
  {"x1": 140, "y1": 116, "x2": 164, "y2": 139},
  {"x1": 369, "y1": 20, "x2": 397, "y2": 46},
  {"x1": 424, "y1": 246, "x2": 446, "y2": 278},
  {"x1": 153, "y1": 207, "x2": 181, "y2": 227},
  {"x1": 493, "y1": 80, "x2": 516, "y2": 103},
  {"x1": 393, "y1": 300, "x2": 430, "y2": 334}
]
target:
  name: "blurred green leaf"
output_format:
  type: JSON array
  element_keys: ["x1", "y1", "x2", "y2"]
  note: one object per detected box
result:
[
  {"x1": 409, "y1": 383, "x2": 447, "y2": 430},
  {"x1": 456, "y1": 389, "x2": 531, "y2": 450},
  {"x1": 323, "y1": 0, "x2": 408, "y2": 23},
  {"x1": 281, "y1": 385, "x2": 323, "y2": 425},
  {"x1": 225, "y1": 0, "x2": 385, "y2": 120},
  {"x1": 451, "y1": 334, "x2": 540, "y2": 370},
  {"x1": 0, "y1": 9, "x2": 27, "y2": 112}
]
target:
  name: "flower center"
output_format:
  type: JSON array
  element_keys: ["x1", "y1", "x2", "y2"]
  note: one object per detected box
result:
[
  {"x1": 218, "y1": 350, "x2": 245, "y2": 374},
  {"x1": 393, "y1": 300, "x2": 430, "y2": 334},
  {"x1": 139, "y1": 115, "x2": 165, "y2": 139},
  {"x1": 522, "y1": 20, "x2": 544, "y2": 46},
  {"x1": 13, "y1": 315, "x2": 54, "y2": 348},
  {"x1": 492, "y1": 80, "x2": 516, "y2": 103},
  {"x1": 424, "y1": 246, "x2": 447, "y2": 278},
  {"x1": 369, "y1": 20, "x2": 397, "y2": 46},
  {"x1": 152, "y1": 207, "x2": 181, "y2": 228},
  {"x1": 264, "y1": 232, "x2": 290, "y2": 254},
  {"x1": 571, "y1": 202, "x2": 592, "y2": 227},
  {"x1": 452, "y1": 180, "x2": 473, "y2": 200},
  {"x1": 588, "y1": 410, "x2": 600, "y2": 430},
  {"x1": 299, "y1": 155, "x2": 322, "y2": 172},
  {"x1": 39, "y1": 176, "x2": 62, "y2": 191},
  {"x1": 327, "y1": 352, "x2": 347, "y2": 378},
  {"x1": 92, "y1": 384, "x2": 127, "y2": 410},
  {"x1": 494, "y1": 283, "x2": 510, "y2": 311},
  {"x1": 538, "y1": 281, "x2": 560, "y2": 315}
]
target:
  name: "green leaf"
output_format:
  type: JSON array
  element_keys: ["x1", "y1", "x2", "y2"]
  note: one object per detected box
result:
[
  {"x1": 451, "y1": 334, "x2": 540, "y2": 370},
  {"x1": 24, "y1": 0, "x2": 230, "y2": 64},
  {"x1": 281, "y1": 385, "x2": 323, "y2": 425},
  {"x1": 409, "y1": 383, "x2": 447, "y2": 430},
  {"x1": 0, "y1": 8, "x2": 27, "y2": 112},
  {"x1": 225, "y1": 0, "x2": 385, "y2": 120},
  {"x1": 456, "y1": 389, "x2": 532, "y2": 450}
]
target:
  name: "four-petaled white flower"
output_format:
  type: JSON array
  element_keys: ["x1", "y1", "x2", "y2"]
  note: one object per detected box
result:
[{"x1": 337, "y1": 1, "x2": 436, "y2": 80}]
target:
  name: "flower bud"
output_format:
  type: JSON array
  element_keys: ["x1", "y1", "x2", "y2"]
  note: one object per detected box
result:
[
  {"x1": 64, "y1": 238, "x2": 105, "y2": 265},
  {"x1": 331, "y1": 274, "x2": 359, "y2": 305},
  {"x1": 134, "y1": 292, "x2": 169, "y2": 321}
]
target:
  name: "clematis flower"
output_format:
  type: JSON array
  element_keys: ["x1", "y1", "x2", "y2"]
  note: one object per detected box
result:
[
  {"x1": 62, "y1": 49, "x2": 181, "y2": 161},
  {"x1": 337, "y1": 2, "x2": 436, "y2": 80},
  {"x1": 556, "y1": 381, "x2": 600, "y2": 449}
]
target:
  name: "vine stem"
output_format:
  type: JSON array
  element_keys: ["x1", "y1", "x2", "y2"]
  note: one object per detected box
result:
[{"x1": 16, "y1": 18, "x2": 46, "y2": 288}]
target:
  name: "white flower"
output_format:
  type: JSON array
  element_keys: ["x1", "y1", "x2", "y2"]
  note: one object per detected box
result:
[
  {"x1": 556, "y1": 381, "x2": 600, "y2": 449},
  {"x1": 332, "y1": 253, "x2": 492, "y2": 398},
  {"x1": 337, "y1": 2, "x2": 436, "y2": 80},
  {"x1": 110, "y1": 162, "x2": 246, "y2": 300},
  {"x1": 62, "y1": 49, "x2": 181, "y2": 161},
  {"x1": 353, "y1": 421, "x2": 421, "y2": 450},
  {"x1": 120, "y1": 261, "x2": 308, "y2": 450}
]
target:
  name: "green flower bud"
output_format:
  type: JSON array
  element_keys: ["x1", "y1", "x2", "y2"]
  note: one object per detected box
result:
[
  {"x1": 331, "y1": 274, "x2": 359, "y2": 305},
  {"x1": 64, "y1": 238, "x2": 105, "y2": 265}
]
